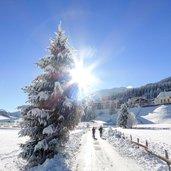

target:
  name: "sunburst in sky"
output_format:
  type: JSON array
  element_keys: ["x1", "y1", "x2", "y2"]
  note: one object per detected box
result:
[{"x1": 0, "y1": 0, "x2": 171, "y2": 111}]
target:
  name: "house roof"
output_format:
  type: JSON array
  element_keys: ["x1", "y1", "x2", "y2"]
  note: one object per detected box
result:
[
  {"x1": 157, "y1": 91, "x2": 171, "y2": 98},
  {"x1": 129, "y1": 97, "x2": 147, "y2": 102}
]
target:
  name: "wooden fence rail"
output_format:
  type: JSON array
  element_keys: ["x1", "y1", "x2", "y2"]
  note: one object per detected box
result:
[{"x1": 115, "y1": 130, "x2": 171, "y2": 171}]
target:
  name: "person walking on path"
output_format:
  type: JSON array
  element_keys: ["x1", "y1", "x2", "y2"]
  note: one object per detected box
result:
[
  {"x1": 92, "y1": 127, "x2": 96, "y2": 139},
  {"x1": 99, "y1": 126, "x2": 103, "y2": 138}
]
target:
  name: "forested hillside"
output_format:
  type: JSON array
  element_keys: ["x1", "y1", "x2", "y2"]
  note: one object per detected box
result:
[{"x1": 112, "y1": 76, "x2": 171, "y2": 102}]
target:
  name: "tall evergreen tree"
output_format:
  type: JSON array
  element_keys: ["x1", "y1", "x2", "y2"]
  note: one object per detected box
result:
[
  {"x1": 117, "y1": 103, "x2": 136, "y2": 128},
  {"x1": 18, "y1": 24, "x2": 81, "y2": 168},
  {"x1": 117, "y1": 103, "x2": 129, "y2": 128}
]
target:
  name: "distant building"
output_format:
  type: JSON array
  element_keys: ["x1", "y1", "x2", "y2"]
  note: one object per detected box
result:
[
  {"x1": 128, "y1": 97, "x2": 148, "y2": 107},
  {"x1": 154, "y1": 91, "x2": 171, "y2": 104},
  {"x1": 93, "y1": 99, "x2": 121, "y2": 110}
]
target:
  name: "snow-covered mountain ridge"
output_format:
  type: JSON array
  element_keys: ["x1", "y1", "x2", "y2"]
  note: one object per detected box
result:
[
  {"x1": 0, "y1": 109, "x2": 20, "y2": 121},
  {"x1": 91, "y1": 76, "x2": 171, "y2": 103},
  {"x1": 91, "y1": 87, "x2": 127, "y2": 99}
]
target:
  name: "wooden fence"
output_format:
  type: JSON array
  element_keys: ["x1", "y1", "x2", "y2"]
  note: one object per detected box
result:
[{"x1": 116, "y1": 130, "x2": 171, "y2": 171}]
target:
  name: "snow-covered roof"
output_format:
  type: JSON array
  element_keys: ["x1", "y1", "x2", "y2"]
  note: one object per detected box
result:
[{"x1": 157, "y1": 91, "x2": 171, "y2": 98}]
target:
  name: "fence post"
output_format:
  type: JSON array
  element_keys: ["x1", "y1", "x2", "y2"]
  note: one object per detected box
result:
[
  {"x1": 165, "y1": 150, "x2": 171, "y2": 171},
  {"x1": 137, "y1": 138, "x2": 139, "y2": 144},
  {"x1": 145, "y1": 140, "x2": 148, "y2": 148},
  {"x1": 165, "y1": 150, "x2": 169, "y2": 159},
  {"x1": 122, "y1": 133, "x2": 125, "y2": 139},
  {"x1": 130, "y1": 135, "x2": 132, "y2": 141},
  {"x1": 137, "y1": 138, "x2": 139, "y2": 148}
]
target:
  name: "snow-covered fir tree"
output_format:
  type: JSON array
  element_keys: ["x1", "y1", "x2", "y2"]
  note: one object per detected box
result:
[
  {"x1": 117, "y1": 103, "x2": 134, "y2": 128},
  {"x1": 117, "y1": 103, "x2": 136, "y2": 128},
  {"x1": 18, "y1": 23, "x2": 81, "y2": 168}
]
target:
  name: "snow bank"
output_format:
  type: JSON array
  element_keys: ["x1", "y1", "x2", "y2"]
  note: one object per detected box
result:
[
  {"x1": 135, "y1": 124, "x2": 171, "y2": 129},
  {"x1": 104, "y1": 127, "x2": 170, "y2": 171},
  {"x1": 0, "y1": 115, "x2": 10, "y2": 120},
  {"x1": 142, "y1": 105, "x2": 171, "y2": 124},
  {"x1": 130, "y1": 104, "x2": 171, "y2": 124},
  {"x1": 0, "y1": 128, "x2": 27, "y2": 171},
  {"x1": 29, "y1": 124, "x2": 87, "y2": 171}
]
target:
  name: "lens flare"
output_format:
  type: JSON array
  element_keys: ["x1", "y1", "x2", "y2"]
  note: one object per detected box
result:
[{"x1": 70, "y1": 58, "x2": 96, "y2": 97}]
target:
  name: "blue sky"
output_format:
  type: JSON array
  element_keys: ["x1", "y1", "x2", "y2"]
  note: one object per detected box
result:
[{"x1": 0, "y1": 0, "x2": 171, "y2": 111}]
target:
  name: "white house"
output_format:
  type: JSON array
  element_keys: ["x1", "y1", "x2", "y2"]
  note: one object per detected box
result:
[{"x1": 154, "y1": 91, "x2": 171, "y2": 104}]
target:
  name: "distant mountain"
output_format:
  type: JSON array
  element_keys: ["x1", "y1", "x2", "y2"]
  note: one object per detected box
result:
[
  {"x1": 89, "y1": 76, "x2": 171, "y2": 104},
  {"x1": 9, "y1": 111, "x2": 20, "y2": 118},
  {"x1": 112, "y1": 76, "x2": 171, "y2": 103},
  {"x1": 92, "y1": 87, "x2": 128, "y2": 100},
  {"x1": 0, "y1": 109, "x2": 10, "y2": 118}
]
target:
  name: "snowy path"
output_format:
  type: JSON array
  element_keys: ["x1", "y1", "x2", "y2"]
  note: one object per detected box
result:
[
  {"x1": 0, "y1": 128, "x2": 27, "y2": 171},
  {"x1": 72, "y1": 130, "x2": 143, "y2": 171}
]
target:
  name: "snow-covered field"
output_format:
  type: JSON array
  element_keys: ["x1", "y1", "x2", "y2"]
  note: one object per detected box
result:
[
  {"x1": 0, "y1": 128, "x2": 27, "y2": 171},
  {"x1": 0, "y1": 125, "x2": 86, "y2": 171},
  {"x1": 0, "y1": 115, "x2": 9, "y2": 120},
  {"x1": 0, "y1": 122, "x2": 171, "y2": 171},
  {"x1": 1, "y1": 103, "x2": 171, "y2": 171},
  {"x1": 116, "y1": 124, "x2": 171, "y2": 162}
]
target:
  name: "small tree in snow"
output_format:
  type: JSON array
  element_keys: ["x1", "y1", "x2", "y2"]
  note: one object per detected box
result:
[
  {"x1": 82, "y1": 105, "x2": 95, "y2": 121},
  {"x1": 127, "y1": 112, "x2": 137, "y2": 128},
  {"x1": 81, "y1": 96, "x2": 96, "y2": 121},
  {"x1": 18, "y1": 24, "x2": 81, "y2": 168},
  {"x1": 117, "y1": 103, "x2": 136, "y2": 128}
]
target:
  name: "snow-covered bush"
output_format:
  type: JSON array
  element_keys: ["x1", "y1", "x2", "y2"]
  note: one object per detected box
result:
[
  {"x1": 117, "y1": 103, "x2": 136, "y2": 128},
  {"x1": 18, "y1": 23, "x2": 81, "y2": 168},
  {"x1": 127, "y1": 112, "x2": 137, "y2": 128}
]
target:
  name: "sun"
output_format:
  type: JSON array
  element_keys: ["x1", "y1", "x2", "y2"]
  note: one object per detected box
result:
[{"x1": 70, "y1": 59, "x2": 96, "y2": 93}]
